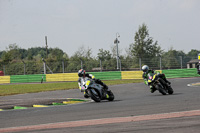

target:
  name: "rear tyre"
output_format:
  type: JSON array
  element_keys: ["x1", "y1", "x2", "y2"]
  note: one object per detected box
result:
[
  {"x1": 167, "y1": 86, "x2": 174, "y2": 95},
  {"x1": 107, "y1": 91, "x2": 114, "y2": 101}
]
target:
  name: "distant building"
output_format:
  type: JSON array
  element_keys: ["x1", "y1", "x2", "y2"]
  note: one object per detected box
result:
[{"x1": 187, "y1": 59, "x2": 199, "y2": 68}]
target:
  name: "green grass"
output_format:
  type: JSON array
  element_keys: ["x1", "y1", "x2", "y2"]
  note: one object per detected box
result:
[{"x1": 0, "y1": 79, "x2": 143, "y2": 96}]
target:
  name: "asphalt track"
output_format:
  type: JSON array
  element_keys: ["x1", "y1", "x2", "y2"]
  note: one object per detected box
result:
[{"x1": 0, "y1": 77, "x2": 200, "y2": 133}]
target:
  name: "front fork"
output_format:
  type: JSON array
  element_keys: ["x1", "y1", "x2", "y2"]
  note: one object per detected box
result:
[{"x1": 158, "y1": 78, "x2": 168, "y2": 89}]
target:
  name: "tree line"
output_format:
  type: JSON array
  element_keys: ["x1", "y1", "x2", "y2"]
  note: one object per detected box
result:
[{"x1": 0, "y1": 24, "x2": 199, "y2": 75}]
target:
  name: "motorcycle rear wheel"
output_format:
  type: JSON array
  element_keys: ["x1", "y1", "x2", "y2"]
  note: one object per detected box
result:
[
  {"x1": 107, "y1": 91, "x2": 114, "y2": 101},
  {"x1": 167, "y1": 86, "x2": 174, "y2": 95}
]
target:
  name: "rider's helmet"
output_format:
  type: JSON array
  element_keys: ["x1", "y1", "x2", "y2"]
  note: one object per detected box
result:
[
  {"x1": 142, "y1": 65, "x2": 149, "y2": 72},
  {"x1": 78, "y1": 69, "x2": 85, "y2": 77}
]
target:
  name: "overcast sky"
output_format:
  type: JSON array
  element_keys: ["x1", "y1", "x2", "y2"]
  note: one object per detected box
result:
[{"x1": 0, "y1": 0, "x2": 199, "y2": 57}]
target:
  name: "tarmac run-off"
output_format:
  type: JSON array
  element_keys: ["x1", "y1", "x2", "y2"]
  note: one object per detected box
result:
[{"x1": 0, "y1": 109, "x2": 200, "y2": 133}]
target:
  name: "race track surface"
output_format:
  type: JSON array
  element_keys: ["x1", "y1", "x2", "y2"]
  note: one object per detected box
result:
[{"x1": 0, "y1": 77, "x2": 200, "y2": 133}]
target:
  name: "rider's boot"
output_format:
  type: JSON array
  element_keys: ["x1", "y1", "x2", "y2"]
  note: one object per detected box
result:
[
  {"x1": 150, "y1": 86, "x2": 156, "y2": 93},
  {"x1": 164, "y1": 78, "x2": 171, "y2": 85},
  {"x1": 84, "y1": 91, "x2": 89, "y2": 98},
  {"x1": 164, "y1": 79, "x2": 171, "y2": 88},
  {"x1": 95, "y1": 79, "x2": 109, "y2": 91},
  {"x1": 102, "y1": 83, "x2": 109, "y2": 91}
]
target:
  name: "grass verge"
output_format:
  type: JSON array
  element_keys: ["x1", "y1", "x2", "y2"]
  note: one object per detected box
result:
[{"x1": 0, "y1": 79, "x2": 143, "y2": 96}]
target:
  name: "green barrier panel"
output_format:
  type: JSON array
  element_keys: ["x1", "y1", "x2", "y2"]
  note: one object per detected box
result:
[
  {"x1": 52, "y1": 102, "x2": 65, "y2": 105},
  {"x1": 10, "y1": 74, "x2": 46, "y2": 83},
  {"x1": 67, "y1": 98, "x2": 89, "y2": 102},
  {"x1": 14, "y1": 106, "x2": 28, "y2": 109},
  {"x1": 162, "y1": 68, "x2": 200, "y2": 78},
  {"x1": 90, "y1": 71, "x2": 121, "y2": 80}
]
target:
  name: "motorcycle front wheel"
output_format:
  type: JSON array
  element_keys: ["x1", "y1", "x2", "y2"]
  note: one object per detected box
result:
[
  {"x1": 156, "y1": 84, "x2": 167, "y2": 95},
  {"x1": 89, "y1": 88, "x2": 101, "y2": 102}
]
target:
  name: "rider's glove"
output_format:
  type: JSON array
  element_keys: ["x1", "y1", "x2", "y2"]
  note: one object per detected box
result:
[{"x1": 144, "y1": 80, "x2": 148, "y2": 85}]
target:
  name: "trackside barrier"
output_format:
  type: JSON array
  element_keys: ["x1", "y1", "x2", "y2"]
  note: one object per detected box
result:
[
  {"x1": 1, "y1": 69, "x2": 199, "y2": 84},
  {"x1": 121, "y1": 70, "x2": 162, "y2": 80},
  {"x1": 121, "y1": 71, "x2": 143, "y2": 79},
  {"x1": 46, "y1": 73, "x2": 78, "y2": 82},
  {"x1": 162, "y1": 68, "x2": 200, "y2": 78},
  {"x1": 0, "y1": 76, "x2": 10, "y2": 84},
  {"x1": 90, "y1": 71, "x2": 121, "y2": 80},
  {"x1": 10, "y1": 74, "x2": 46, "y2": 83},
  {"x1": 46, "y1": 71, "x2": 121, "y2": 82}
]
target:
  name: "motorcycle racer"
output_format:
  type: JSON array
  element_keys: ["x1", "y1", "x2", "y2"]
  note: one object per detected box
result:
[
  {"x1": 142, "y1": 65, "x2": 171, "y2": 93},
  {"x1": 78, "y1": 69, "x2": 108, "y2": 98}
]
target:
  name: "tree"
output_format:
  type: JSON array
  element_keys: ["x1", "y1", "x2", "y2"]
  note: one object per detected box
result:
[
  {"x1": 128, "y1": 23, "x2": 163, "y2": 60},
  {"x1": 97, "y1": 48, "x2": 116, "y2": 70},
  {"x1": 97, "y1": 49, "x2": 112, "y2": 61},
  {"x1": 73, "y1": 46, "x2": 93, "y2": 60},
  {"x1": 127, "y1": 23, "x2": 163, "y2": 69},
  {"x1": 1, "y1": 52, "x2": 12, "y2": 64},
  {"x1": 48, "y1": 48, "x2": 65, "y2": 61},
  {"x1": 187, "y1": 49, "x2": 200, "y2": 59},
  {"x1": 0, "y1": 51, "x2": 6, "y2": 58},
  {"x1": 66, "y1": 46, "x2": 97, "y2": 71},
  {"x1": 162, "y1": 47, "x2": 182, "y2": 69},
  {"x1": 6, "y1": 44, "x2": 21, "y2": 60}
]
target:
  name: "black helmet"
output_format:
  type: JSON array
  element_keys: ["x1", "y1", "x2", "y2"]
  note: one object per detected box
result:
[{"x1": 78, "y1": 69, "x2": 85, "y2": 77}]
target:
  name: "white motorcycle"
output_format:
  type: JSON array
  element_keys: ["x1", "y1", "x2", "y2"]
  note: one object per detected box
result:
[{"x1": 79, "y1": 77, "x2": 114, "y2": 102}]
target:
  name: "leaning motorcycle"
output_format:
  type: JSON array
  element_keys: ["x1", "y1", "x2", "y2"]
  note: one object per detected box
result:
[
  {"x1": 79, "y1": 77, "x2": 114, "y2": 102},
  {"x1": 147, "y1": 73, "x2": 174, "y2": 95}
]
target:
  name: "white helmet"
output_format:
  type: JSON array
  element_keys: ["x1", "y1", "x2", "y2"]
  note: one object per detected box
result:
[{"x1": 142, "y1": 65, "x2": 149, "y2": 72}]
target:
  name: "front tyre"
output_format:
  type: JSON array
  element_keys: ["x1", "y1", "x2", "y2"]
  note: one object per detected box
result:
[
  {"x1": 89, "y1": 88, "x2": 101, "y2": 102},
  {"x1": 156, "y1": 84, "x2": 167, "y2": 95}
]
